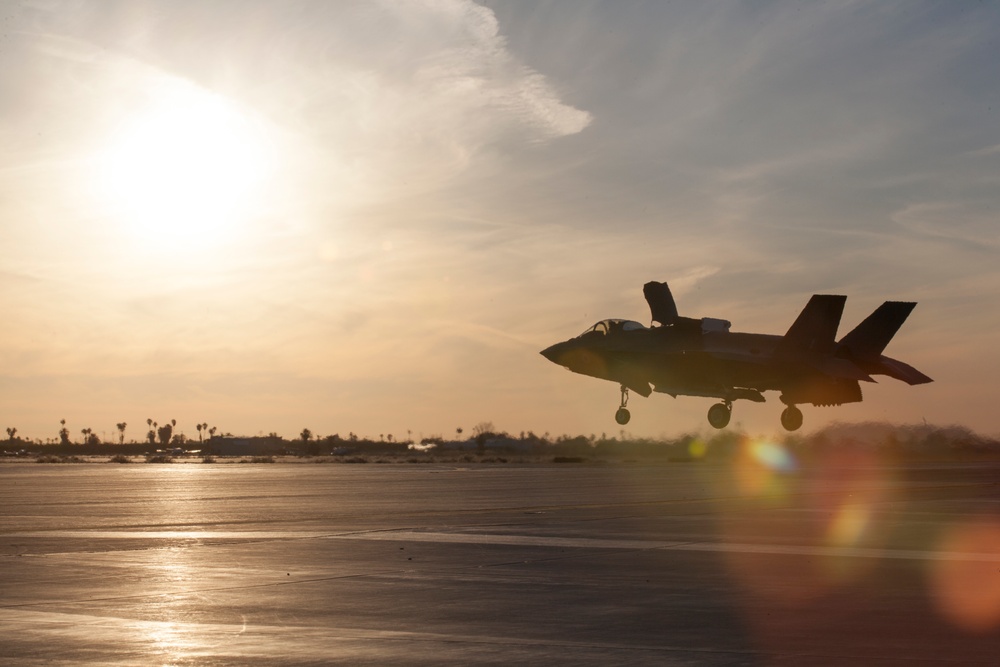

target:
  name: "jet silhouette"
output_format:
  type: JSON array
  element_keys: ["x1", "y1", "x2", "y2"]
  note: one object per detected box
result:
[{"x1": 540, "y1": 281, "x2": 932, "y2": 431}]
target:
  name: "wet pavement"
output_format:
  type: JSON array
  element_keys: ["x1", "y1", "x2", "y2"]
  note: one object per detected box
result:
[{"x1": 2, "y1": 458, "x2": 1000, "y2": 665}]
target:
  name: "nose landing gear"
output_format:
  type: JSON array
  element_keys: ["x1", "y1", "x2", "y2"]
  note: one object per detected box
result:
[
  {"x1": 614, "y1": 385, "x2": 631, "y2": 425},
  {"x1": 707, "y1": 401, "x2": 732, "y2": 429}
]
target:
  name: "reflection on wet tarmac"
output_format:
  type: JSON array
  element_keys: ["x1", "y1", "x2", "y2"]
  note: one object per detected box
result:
[{"x1": 3, "y1": 462, "x2": 1000, "y2": 664}]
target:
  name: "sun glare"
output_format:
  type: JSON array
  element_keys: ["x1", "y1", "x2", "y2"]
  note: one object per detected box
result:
[{"x1": 96, "y1": 82, "x2": 276, "y2": 251}]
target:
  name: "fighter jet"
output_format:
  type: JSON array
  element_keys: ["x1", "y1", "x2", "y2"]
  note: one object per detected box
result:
[{"x1": 540, "y1": 281, "x2": 932, "y2": 431}]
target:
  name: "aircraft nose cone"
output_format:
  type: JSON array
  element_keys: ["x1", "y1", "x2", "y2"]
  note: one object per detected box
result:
[{"x1": 540, "y1": 342, "x2": 564, "y2": 363}]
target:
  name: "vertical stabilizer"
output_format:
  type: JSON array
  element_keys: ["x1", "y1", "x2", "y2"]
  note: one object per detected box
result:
[
  {"x1": 838, "y1": 301, "x2": 916, "y2": 362},
  {"x1": 775, "y1": 294, "x2": 847, "y2": 356}
]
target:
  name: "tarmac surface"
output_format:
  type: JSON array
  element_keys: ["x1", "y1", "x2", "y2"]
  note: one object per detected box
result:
[{"x1": 2, "y1": 455, "x2": 1000, "y2": 665}]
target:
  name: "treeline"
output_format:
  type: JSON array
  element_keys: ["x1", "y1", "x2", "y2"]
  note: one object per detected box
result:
[{"x1": 4, "y1": 422, "x2": 999, "y2": 462}]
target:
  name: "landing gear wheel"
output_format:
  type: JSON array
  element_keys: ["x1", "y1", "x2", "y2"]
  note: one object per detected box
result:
[
  {"x1": 780, "y1": 405, "x2": 803, "y2": 432},
  {"x1": 614, "y1": 385, "x2": 631, "y2": 425},
  {"x1": 707, "y1": 402, "x2": 731, "y2": 429}
]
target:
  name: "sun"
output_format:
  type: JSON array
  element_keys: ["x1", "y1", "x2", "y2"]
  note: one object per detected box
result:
[{"x1": 96, "y1": 81, "x2": 276, "y2": 251}]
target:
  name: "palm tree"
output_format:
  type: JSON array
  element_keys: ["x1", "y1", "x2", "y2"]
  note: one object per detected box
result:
[
  {"x1": 5, "y1": 427, "x2": 16, "y2": 442},
  {"x1": 157, "y1": 422, "x2": 173, "y2": 447},
  {"x1": 116, "y1": 422, "x2": 127, "y2": 445},
  {"x1": 196, "y1": 423, "x2": 203, "y2": 442}
]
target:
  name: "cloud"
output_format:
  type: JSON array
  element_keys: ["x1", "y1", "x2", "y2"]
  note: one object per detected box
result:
[
  {"x1": 891, "y1": 201, "x2": 999, "y2": 252},
  {"x1": 27, "y1": 1, "x2": 591, "y2": 203},
  {"x1": 965, "y1": 143, "x2": 1000, "y2": 158}
]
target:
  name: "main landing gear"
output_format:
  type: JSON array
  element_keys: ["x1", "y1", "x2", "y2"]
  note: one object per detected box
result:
[
  {"x1": 614, "y1": 385, "x2": 631, "y2": 425},
  {"x1": 707, "y1": 402, "x2": 803, "y2": 431},
  {"x1": 780, "y1": 405, "x2": 803, "y2": 432},
  {"x1": 707, "y1": 401, "x2": 732, "y2": 429},
  {"x1": 609, "y1": 388, "x2": 803, "y2": 432}
]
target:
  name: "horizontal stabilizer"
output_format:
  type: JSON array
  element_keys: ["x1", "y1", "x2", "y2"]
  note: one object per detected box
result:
[
  {"x1": 839, "y1": 301, "x2": 916, "y2": 362},
  {"x1": 775, "y1": 294, "x2": 846, "y2": 357},
  {"x1": 643, "y1": 281, "x2": 679, "y2": 325},
  {"x1": 873, "y1": 356, "x2": 933, "y2": 385},
  {"x1": 809, "y1": 356, "x2": 875, "y2": 382}
]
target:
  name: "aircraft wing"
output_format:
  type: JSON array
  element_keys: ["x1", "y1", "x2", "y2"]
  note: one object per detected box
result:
[{"x1": 705, "y1": 346, "x2": 874, "y2": 381}]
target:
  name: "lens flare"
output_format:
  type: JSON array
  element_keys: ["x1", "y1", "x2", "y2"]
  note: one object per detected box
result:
[
  {"x1": 721, "y1": 438, "x2": 898, "y2": 601},
  {"x1": 826, "y1": 503, "x2": 872, "y2": 547},
  {"x1": 688, "y1": 438, "x2": 708, "y2": 459},
  {"x1": 749, "y1": 440, "x2": 797, "y2": 473},
  {"x1": 733, "y1": 437, "x2": 797, "y2": 498},
  {"x1": 930, "y1": 518, "x2": 1000, "y2": 633}
]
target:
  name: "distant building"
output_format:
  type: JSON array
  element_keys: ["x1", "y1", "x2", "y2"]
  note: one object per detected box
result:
[{"x1": 206, "y1": 435, "x2": 284, "y2": 456}]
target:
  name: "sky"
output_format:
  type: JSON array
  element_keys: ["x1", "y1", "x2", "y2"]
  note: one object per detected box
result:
[{"x1": 1, "y1": 0, "x2": 999, "y2": 443}]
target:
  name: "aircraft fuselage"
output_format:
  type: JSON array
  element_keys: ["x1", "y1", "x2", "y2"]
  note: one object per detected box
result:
[{"x1": 540, "y1": 282, "x2": 931, "y2": 430}]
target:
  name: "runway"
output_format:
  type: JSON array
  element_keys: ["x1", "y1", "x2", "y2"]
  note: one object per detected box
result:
[{"x1": 2, "y1": 458, "x2": 999, "y2": 664}]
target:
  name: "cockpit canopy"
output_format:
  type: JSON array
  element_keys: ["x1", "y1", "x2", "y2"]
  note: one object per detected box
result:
[{"x1": 581, "y1": 319, "x2": 648, "y2": 336}]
